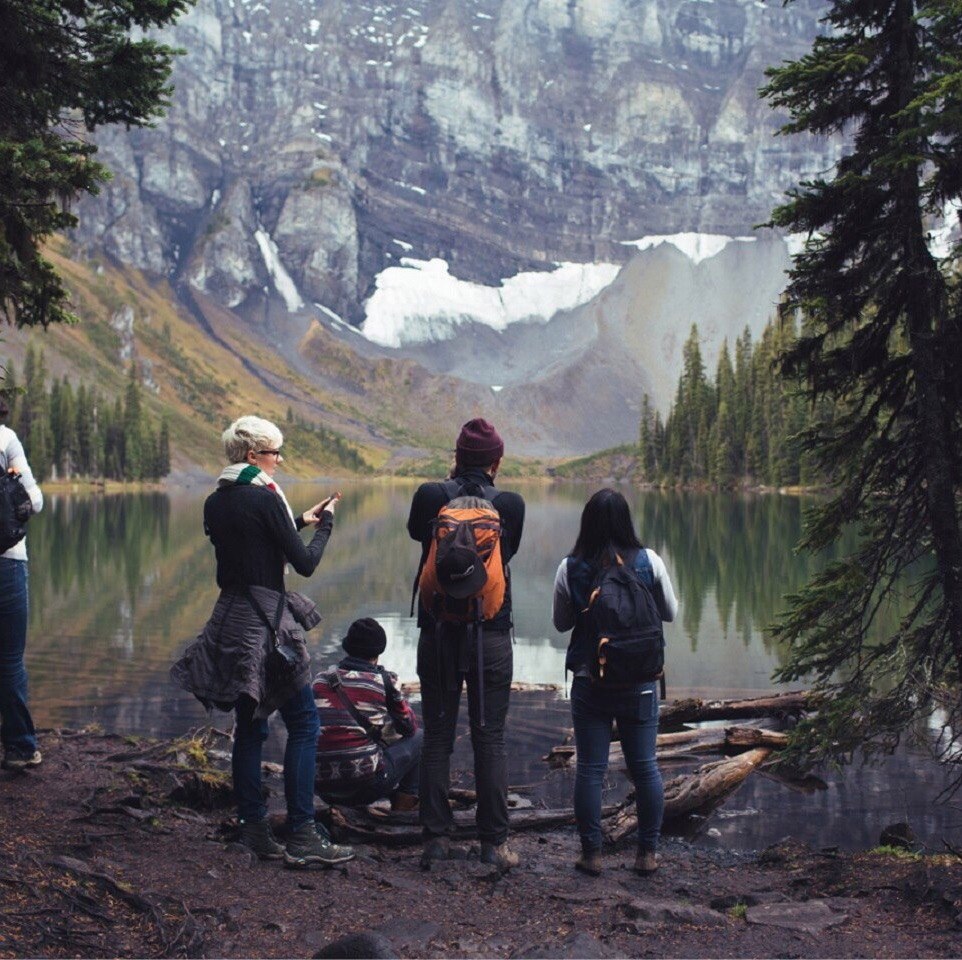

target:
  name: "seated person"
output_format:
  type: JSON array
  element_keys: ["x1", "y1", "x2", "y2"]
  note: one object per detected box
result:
[{"x1": 313, "y1": 618, "x2": 422, "y2": 811}]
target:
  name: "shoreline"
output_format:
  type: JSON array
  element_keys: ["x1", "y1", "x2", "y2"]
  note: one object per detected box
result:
[{"x1": 1, "y1": 728, "x2": 958, "y2": 959}]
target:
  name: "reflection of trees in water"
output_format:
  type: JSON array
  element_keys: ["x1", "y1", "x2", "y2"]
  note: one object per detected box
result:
[{"x1": 629, "y1": 492, "x2": 837, "y2": 655}]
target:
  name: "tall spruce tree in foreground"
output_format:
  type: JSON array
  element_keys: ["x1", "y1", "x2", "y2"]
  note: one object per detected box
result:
[
  {"x1": 762, "y1": 0, "x2": 962, "y2": 771},
  {"x1": 0, "y1": 0, "x2": 192, "y2": 328}
]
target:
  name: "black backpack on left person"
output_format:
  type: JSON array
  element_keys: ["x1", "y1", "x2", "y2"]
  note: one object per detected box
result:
[{"x1": 0, "y1": 471, "x2": 32, "y2": 552}]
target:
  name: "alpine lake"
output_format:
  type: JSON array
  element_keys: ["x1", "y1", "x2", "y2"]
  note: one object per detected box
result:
[{"x1": 23, "y1": 481, "x2": 961, "y2": 853}]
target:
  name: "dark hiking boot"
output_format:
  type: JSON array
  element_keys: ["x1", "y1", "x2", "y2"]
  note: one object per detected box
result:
[
  {"x1": 420, "y1": 836, "x2": 469, "y2": 869},
  {"x1": 634, "y1": 850, "x2": 658, "y2": 875},
  {"x1": 390, "y1": 791, "x2": 419, "y2": 812},
  {"x1": 1, "y1": 749, "x2": 42, "y2": 771},
  {"x1": 480, "y1": 841, "x2": 520, "y2": 872},
  {"x1": 575, "y1": 849, "x2": 603, "y2": 876},
  {"x1": 237, "y1": 819, "x2": 285, "y2": 860},
  {"x1": 284, "y1": 822, "x2": 355, "y2": 869}
]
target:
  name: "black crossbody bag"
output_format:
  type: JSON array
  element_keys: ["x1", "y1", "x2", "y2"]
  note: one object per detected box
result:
[{"x1": 244, "y1": 586, "x2": 299, "y2": 683}]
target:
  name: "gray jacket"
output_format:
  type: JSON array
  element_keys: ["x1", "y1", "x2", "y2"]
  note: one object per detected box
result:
[{"x1": 170, "y1": 587, "x2": 321, "y2": 718}]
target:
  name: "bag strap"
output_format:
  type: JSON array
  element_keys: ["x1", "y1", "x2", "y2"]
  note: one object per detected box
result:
[
  {"x1": 326, "y1": 670, "x2": 385, "y2": 746},
  {"x1": 244, "y1": 586, "x2": 286, "y2": 646}
]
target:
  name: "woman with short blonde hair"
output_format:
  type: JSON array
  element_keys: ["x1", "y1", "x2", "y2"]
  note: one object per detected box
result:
[{"x1": 172, "y1": 415, "x2": 353, "y2": 867}]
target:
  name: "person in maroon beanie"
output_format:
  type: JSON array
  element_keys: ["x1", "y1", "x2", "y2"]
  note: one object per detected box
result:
[{"x1": 407, "y1": 418, "x2": 525, "y2": 871}]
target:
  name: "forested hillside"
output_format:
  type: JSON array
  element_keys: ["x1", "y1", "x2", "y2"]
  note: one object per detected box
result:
[
  {"x1": 556, "y1": 315, "x2": 833, "y2": 489},
  {"x1": 0, "y1": 245, "x2": 378, "y2": 479}
]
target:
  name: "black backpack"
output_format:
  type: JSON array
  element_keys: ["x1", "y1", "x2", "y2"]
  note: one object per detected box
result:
[
  {"x1": 0, "y1": 471, "x2": 32, "y2": 553},
  {"x1": 585, "y1": 551, "x2": 665, "y2": 687}
]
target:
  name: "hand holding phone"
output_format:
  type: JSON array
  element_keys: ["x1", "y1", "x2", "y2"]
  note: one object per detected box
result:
[{"x1": 321, "y1": 491, "x2": 342, "y2": 515}]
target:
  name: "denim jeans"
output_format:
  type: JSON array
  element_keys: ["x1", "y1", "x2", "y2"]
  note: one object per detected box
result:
[
  {"x1": 417, "y1": 626, "x2": 513, "y2": 845},
  {"x1": 571, "y1": 675, "x2": 663, "y2": 853},
  {"x1": 0, "y1": 559, "x2": 37, "y2": 757},
  {"x1": 233, "y1": 683, "x2": 320, "y2": 828}
]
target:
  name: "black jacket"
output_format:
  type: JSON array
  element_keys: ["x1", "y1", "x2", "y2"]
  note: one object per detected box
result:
[
  {"x1": 407, "y1": 468, "x2": 525, "y2": 632},
  {"x1": 204, "y1": 483, "x2": 333, "y2": 591}
]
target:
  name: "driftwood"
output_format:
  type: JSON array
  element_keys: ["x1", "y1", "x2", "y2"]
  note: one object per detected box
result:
[
  {"x1": 544, "y1": 725, "x2": 789, "y2": 766},
  {"x1": 399, "y1": 680, "x2": 561, "y2": 696},
  {"x1": 331, "y1": 801, "x2": 625, "y2": 846},
  {"x1": 602, "y1": 748, "x2": 773, "y2": 844},
  {"x1": 658, "y1": 691, "x2": 813, "y2": 727},
  {"x1": 331, "y1": 746, "x2": 775, "y2": 846}
]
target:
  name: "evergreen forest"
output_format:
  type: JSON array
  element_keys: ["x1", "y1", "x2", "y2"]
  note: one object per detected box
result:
[
  {"x1": 639, "y1": 316, "x2": 832, "y2": 489},
  {"x1": 2, "y1": 346, "x2": 171, "y2": 482}
]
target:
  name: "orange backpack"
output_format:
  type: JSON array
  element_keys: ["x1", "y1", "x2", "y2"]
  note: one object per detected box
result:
[{"x1": 416, "y1": 486, "x2": 506, "y2": 623}]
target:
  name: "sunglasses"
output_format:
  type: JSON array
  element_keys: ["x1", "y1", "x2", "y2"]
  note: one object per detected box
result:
[{"x1": 255, "y1": 449, "x2": 283, "y2": 458}]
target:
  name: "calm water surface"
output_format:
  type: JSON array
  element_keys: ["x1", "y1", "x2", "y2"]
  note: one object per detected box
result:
[{"x1": 22, "y1": 482, "x2": 960, "y2": 851}]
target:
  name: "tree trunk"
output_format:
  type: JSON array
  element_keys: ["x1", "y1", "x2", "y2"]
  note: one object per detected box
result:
[
  {"x1": 893, "y1": 0, "x2": 962, "y2": 686},
  {"x1": 602, "y1": 748, "x2": 772, "y2": 844}
]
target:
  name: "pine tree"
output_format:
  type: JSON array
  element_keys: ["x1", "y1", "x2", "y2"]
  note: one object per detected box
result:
[
  {"x1": 2, "y1": 359, "x2": 18, "y2": 425},
  {"x1": 20, "y1": 345, "x2": 51, "y2": 479},
  {"x1": 761, "y1": 0, "x2": 962, "y2": 770},
  {"x1": 639, "y1": 393, "x2": 656, "y2": 480},
  {"x1": 75, "y1": 382, "x2": 94, "y2": 476},
  {"x1": 122, "y1": 365, "x2": 144, "y2": 481},
  {"x1": 0, "y1": 0, "x2": 193, "y2": 329}
]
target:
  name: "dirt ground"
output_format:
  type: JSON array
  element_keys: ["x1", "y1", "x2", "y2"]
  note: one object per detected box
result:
[{"x1": 1, "y1": 730, "x2": 960, "y2": 959}]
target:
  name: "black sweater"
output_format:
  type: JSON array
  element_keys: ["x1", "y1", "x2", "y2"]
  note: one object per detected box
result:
[
  {"x1": 407, "y1": 468, "x2": 525, "y2": 631},
  {"x1": 204, "y1": 484, "x2": 333, "y2": 592}
]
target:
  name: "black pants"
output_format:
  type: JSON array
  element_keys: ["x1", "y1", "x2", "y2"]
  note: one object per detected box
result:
[{"x1": 417, "y1": 625, "x2": 513, "y2": 845}]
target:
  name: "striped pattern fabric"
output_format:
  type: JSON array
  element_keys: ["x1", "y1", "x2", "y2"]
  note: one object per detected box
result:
[{"x1": 313, "y1": 662, "x2": 417, "y2": 789}]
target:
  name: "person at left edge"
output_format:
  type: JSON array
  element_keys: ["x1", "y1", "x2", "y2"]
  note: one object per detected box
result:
[
  {"x1": 171, "y1": 415, "x2": 354, "y2": 868},
  {"x1": 0, "y1": 396, "x2": 43, "y2": 772}
]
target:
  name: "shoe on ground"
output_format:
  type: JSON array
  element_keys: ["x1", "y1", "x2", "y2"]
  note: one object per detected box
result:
[
  {"x1": 634, "y1": 850, "x2": 658, "y2": 875},
  {"x1": 575, "y1": 849, "x2": 602, "y2": 876},
  {"x1": 237, "y1": 818, "x2": 285, "y2": 860},
  {"x1": 390, "y1": 790, "x2": 419, "y2": 812},
  {"x1": 420, "y1": 836, "x2": 469, "y2": 869},
  {"x1": 480, "y1": 840, "x2": 520, "y2": 872},
  {"x1": 284, "y1": 822, "x2": 355, "y2": 869},
  {"x1": 1, "y1": 749, "x2": 42, "y2": 771}
]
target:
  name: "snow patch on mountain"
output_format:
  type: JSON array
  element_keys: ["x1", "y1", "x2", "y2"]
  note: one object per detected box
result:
[
  {"x1": 360, "y1": 257, "x2": 620, "y2": 347},
  {"x1": 254, "y1": 229, "x2": 304, "y2": 312},
  {"x1": 621, "y1": 232, "x2": 757, "y2": 264}
]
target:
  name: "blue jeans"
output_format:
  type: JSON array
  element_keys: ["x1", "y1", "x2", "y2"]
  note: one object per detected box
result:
[
  {"x1": 233, "y1": 684, "x2": 320, "y2": 828},
  {"x1": 0, "y1": 559, "x2": 37, "y2": 757},
  {"x1": 571, "y1": 676, "x2": 663, "y2": 853}
]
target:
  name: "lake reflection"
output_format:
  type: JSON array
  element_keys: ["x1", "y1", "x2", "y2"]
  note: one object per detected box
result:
[{"x1": 22, "y1": 482, "x2": 958, "y2": 851}]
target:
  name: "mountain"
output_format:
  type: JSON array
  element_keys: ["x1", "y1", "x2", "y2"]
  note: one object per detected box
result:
[{"x1": 60, "y1": 0, "x2": 847, "y2": 460}]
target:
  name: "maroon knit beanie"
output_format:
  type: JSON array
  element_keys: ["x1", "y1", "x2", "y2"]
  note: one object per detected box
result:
[{"x1": 455, "y1": 418, "x2": 504, "y2": 468}]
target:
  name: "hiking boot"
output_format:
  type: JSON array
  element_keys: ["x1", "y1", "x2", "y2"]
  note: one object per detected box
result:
[
  {"x1": 634, "y1": 850, "x2": 658, "y2": 875},
  {"x1": 284, "y1": 822, "x2": 355, "y2": 869},
  {"x1": 1, "y1": 749, "x2": 41, "y2": 771},
  {"x1": 420, "y1": 836, "x2": 469, "y2": 868},
  {"x1": 237, "y1": 819, "x2": 285, "y2": 860},
  {"x1": 575, "y1": 849, "x2": 602, "y2": 876},
  {"x1": 390, "y1": 790, "x2": 419, "y2": 812},
  {"x1": 480, "y1": 841, "x2": 520, "y2": 872}
]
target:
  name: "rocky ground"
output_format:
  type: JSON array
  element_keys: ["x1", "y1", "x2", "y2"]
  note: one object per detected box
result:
[{"x1": 1, "y1": 730, "x2": 960, "y2": 959}]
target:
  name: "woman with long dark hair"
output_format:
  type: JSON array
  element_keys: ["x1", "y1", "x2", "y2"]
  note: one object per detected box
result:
[{"x1": 552, "y1": 488, "x2": 677, "y2": 876}]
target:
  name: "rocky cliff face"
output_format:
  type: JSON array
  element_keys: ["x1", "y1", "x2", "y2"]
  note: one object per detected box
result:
[{"x1": 74, "y1": 0, "x2": 837, "y2": 329}]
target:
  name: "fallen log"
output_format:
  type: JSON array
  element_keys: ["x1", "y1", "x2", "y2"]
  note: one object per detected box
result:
[
  {"x1": 399, "y1": 680, "x2": 561, "y2": 695},
  {"x1": 602, "y1": 748, "x2": 772, "y2": 844},
  {"x1": 544, "y1": 725, "x2": 789, "y2": 766},
  {"x1": 658, "y1": 691, "x2": 813, "y2": 727},
  {"x1": 330, "y1": 800, "x2": 626, "y2": 846}
]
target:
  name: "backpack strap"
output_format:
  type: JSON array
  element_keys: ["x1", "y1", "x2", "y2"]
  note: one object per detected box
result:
[
  {"x1": 326, "y1": 670, "x2": 385, "y2": 746},
  {"x1": 632, "y1": 548, "x2": 654, "y2": 589}
]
